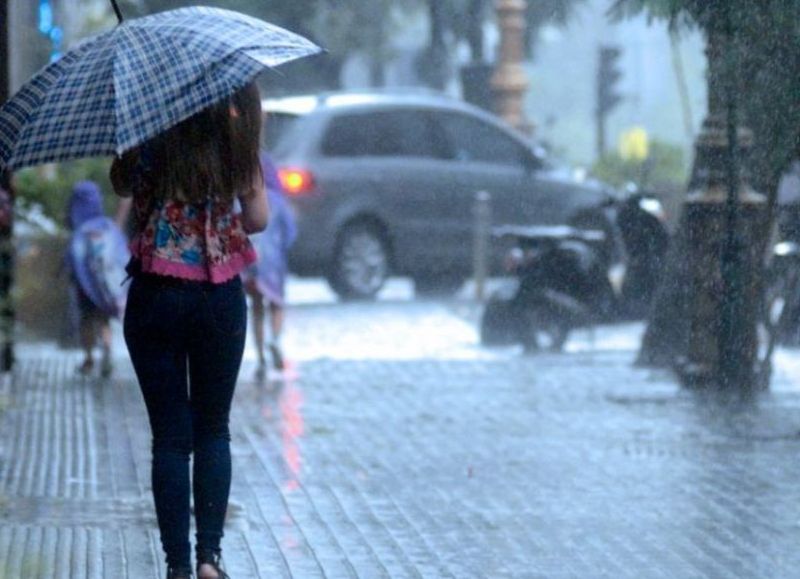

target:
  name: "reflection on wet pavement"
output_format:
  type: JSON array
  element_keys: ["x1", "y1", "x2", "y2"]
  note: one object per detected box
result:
[{"x1": 5, "y1": 281, "x2": 800, "y2": 576}]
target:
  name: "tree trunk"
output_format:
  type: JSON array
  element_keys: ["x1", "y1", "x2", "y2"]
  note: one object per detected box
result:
[
  {"x1": 639, "y1": 20, "x2": 773, "y2": 391},
  {"x1": 425, "y1": 0, "x2": 448, "y2": 90},
  {"x1": 467, "y1": 0, "x2": 485, "y2": 62},
  {"x1": 637, "y1": 27, "x2": 726, "y2": 369}
]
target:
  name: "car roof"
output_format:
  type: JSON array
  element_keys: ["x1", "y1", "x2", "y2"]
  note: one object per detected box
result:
[{"x1": 261, "y1": 91, "x2": 486, "y2": 118}]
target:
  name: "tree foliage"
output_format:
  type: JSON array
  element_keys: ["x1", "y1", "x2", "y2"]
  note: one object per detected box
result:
[
  {"x1": 115, "y1": 0, "x2": 590, "y2": 89},
  {"x1": 609, "y1": 0, "x2": 716, "y2": 29},
  {"x1": 438, "y1": 0, "x2": 587, "y2": 62},
  {"x1": 591, "y1": 140, "x2": 687, "y2": 191},
  {"x1": 610, "y1": 0, "x2": 800, "y2": 191},
  {"x1": 118, "y1": 0, "x2": 401, "y2": 75},
  {"x1": 525, "y1": 0, "x2": 587, "y2": 58},
  {"x1": 613, "y1": 0, "x2": 800, "y2": 374},
  {"x1": 116, "y1": 0, "x2": 414, "y2": 90}
]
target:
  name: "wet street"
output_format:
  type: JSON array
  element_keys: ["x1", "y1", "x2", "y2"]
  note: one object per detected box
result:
[{"x1": 3, "y1": 279, "x2": 800, "y2": 578}]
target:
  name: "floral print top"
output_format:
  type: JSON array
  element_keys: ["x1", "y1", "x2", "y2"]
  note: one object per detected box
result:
[{"x1": 129, "y1": 156, "x2": 256, "y2": 283}]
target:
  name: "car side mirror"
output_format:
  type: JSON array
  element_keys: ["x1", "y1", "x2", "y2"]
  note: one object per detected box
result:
[{"x1": 524, "y1": 150, "x2": 542, "y2": 173}]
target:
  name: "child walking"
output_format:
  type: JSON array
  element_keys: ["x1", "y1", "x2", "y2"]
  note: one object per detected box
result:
[
  {"x1": 111, "y1": 82, "x2": 268, "y2": 579},
  {"x1": 245, "y1": 153, "x2": 297, "y2": 377},
  {"x1": 66, "y1": 180, "x2": 113, "y2": 376}
]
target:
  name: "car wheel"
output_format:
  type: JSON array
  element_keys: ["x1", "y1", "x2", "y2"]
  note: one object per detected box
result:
[
  {"x1": 413, "y1": 274, "x2": 466, "y2": 297},
  {"x1": 329, "y1": 222, "x2": 390, "y2": 300}
]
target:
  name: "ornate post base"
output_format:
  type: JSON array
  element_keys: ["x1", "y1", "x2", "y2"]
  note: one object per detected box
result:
[{"x1": 677, "y1": 117, "x2": 768, "y2": 388}]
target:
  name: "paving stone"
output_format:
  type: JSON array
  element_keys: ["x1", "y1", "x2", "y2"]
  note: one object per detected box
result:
[{"x1": 3, "y1": 300, "x2": 800, "y2": 577}]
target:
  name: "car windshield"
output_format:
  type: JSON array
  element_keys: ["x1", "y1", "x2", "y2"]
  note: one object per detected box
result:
[{"x1": 262, "y1": 112, "x2": 302, "y2": 153}]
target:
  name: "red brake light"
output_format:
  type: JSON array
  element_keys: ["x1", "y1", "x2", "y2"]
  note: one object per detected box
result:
[{"x1": 278, "y1": 168, "x2": 315, "y2": 195}]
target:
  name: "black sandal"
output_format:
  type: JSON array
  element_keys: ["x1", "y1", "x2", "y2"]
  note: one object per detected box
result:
[{"x1": 196, "y1": 550, "x2": 229, "y2": 579}]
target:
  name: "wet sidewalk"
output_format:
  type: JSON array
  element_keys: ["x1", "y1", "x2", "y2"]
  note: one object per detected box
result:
[{"x1": 3, "y1": 299, "x2": 800, "y2": 578}]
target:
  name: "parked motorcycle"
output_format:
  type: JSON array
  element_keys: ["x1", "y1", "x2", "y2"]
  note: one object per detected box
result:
[
  {"x1": 615, "y1": 192, "x2": 670, "y2": 318},
  {"x1": 764, "y1": 240, "x2": 800, "y2": 347},
  {"x1": 480, "y1": 193, "x2": 669, "y2": 351}
]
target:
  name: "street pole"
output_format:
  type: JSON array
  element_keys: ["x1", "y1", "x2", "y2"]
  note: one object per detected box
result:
[
  {"x1": 426, "y1": 0, "x2": 448, "y2": 91},
  {"x1": 491, "y1": 0, "x2": 532, "y2": 135},
  {"x1": 473, "y1": 191, "x2": 491, "y2": 301},
  {"x1": 596, "y1": 108, "x2": 606, "y2": 158}
]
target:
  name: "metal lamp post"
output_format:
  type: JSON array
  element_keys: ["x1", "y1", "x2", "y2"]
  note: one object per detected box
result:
[
  {"x1": 679, "y1": 21, "x2": 767, "y2": 389},
  {"x1": 491, "y1": 0, "x2": 532, "y2": 135}
]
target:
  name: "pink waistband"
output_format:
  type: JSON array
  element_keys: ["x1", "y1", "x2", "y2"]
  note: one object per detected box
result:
[{"x1": 131, "y1": 246, "x2": 256, "y2": 284}]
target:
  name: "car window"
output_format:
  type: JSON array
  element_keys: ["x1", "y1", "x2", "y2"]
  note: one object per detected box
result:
[
  {"x1": 321, "y1": 110, "x2": 447, "y2": 159},
  {"x1": 436, "y1": 112, "x2": 531, "y2": 168},
  {"x1": 262, "y1": 112, "x2": 301, "y2": 152}
]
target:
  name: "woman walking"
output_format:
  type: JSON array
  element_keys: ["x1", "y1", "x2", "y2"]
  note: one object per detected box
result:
[{"x1": 111, "y1": 81, "x2": 268, "y2": 579}]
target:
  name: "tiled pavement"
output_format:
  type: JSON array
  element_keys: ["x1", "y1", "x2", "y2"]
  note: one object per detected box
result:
[{"x1": 3, "y1": 298, "x2": 800, "y2": 578}]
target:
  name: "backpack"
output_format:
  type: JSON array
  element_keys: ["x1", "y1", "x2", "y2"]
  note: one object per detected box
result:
[{"x1": 69, "y1": 216, "x2": 130, "y2": 318}]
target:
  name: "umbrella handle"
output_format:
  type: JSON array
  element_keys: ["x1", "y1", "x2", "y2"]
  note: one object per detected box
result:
[{"x1": 110, "y1": 0, "x2": 124, "y2": 24}]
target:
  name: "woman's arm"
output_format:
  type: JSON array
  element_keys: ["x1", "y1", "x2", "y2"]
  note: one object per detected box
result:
[
  {"x1": 114, "y1": 197, "x2": 133, "y2": 229},
  {"x1": 109, "y1": 150, "x2": 139, "y2": 198},
  {"x1": 239, "y1": 175, "x2": 269, "y2": 234}
]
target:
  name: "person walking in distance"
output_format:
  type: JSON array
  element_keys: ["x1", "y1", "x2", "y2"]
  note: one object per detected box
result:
[
  {"x1": 245, "y1": 153, "x2": 297, "y2": 378},
  {"x1": 66, "y1": 180, "x2": 115, "y2": 376},
  {"x1": 110, "y1": 81, "x2": 268, "y2": 579}
]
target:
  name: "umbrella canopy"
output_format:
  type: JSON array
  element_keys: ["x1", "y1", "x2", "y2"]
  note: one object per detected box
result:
[{"x1": 0, "y1": 7, "x2": 321, "y2": 170}]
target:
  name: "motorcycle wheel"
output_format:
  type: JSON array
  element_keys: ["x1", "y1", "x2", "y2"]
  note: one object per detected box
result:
[
  {"x1": 521, "y1": 308, "x2": 570, "y2": 352},
  {"x1": 480, "y1": 297, "x2": 524, "y2": 346},
  {"x1": 766, "y1": 262, "x2": 800, "y2": 346}
]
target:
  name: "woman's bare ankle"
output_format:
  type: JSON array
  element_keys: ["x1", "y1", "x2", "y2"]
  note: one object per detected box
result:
[{"x1": 197, "y1": 562, "x2": 219, "y2": 578}]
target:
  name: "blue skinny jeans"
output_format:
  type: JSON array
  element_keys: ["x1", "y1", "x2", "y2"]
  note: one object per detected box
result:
[{"x1": 124, "y1": 272, "x2": 246, "y2": 569}]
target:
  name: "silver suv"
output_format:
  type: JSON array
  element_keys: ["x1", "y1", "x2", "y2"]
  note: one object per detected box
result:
[{"x1": 263, "y1": 92, "x2": 617, "y2": 299}]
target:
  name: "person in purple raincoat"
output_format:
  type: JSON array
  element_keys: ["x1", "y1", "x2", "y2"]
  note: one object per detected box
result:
[
  {"x1": 244, "y1": 153, "x2": 297, "y2": 376},
  {"x1": 66, "y1": 180, "x2": 113, "y2": 376}
]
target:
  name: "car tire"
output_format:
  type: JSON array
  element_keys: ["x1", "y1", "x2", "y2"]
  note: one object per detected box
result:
[
  {"x1": 413, "y1": 274, "x2": 466, "y2": 297},
  {"x1": 329, "y1": 222, "x2": 391, "y2": 300}
]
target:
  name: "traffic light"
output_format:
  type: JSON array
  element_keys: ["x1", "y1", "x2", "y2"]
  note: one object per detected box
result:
[
  {"x1": 597, "y1": 45, "x2": 623, "y2": 117},
  {"x1": 619, "y1": 126, "x2": 649, "y2": 162},
  {"x1": 596, "y1": 45, "x2": 623, "y2": 156}
]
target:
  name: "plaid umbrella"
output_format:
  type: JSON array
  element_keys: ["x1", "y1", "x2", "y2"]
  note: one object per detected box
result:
[{"x1": 0, "y1": 7, "x2": 321, "y2": 170}]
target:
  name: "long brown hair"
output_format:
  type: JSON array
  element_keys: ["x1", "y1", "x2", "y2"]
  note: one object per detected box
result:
[{"x1": 148, "y1": 81, "x2": 262, "y2": 204}]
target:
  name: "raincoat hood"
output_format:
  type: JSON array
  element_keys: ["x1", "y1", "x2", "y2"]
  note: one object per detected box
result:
[{"x1": 68, "y1": 180, "x2": 104, "y2": 230}]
